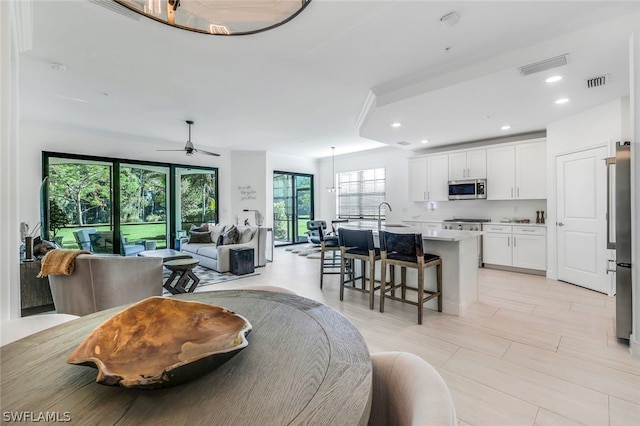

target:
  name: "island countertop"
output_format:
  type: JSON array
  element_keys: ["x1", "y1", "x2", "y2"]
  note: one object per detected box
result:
[{"x1": 337, "y1": 221, "x2": 482, "y2": 242}]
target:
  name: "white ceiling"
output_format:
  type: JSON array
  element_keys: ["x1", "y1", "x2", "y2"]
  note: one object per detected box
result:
[{"x1": 18, "y1": 1, "x2": 640, "y2": 159}]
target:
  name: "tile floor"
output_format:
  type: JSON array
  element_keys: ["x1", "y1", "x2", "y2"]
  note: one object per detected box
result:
[{"x1": 202, "y1": 247, "x2": 640, "y2": 426}]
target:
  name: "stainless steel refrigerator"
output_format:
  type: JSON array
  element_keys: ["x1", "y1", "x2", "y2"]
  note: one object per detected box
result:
[{"x1": 607, "y1": 142, "x2": 632, "y2": 340}]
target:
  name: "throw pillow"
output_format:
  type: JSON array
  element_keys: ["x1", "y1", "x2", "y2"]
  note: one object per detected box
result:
[
  {"x1": 222, "y1": 225, "x2": 240, "y2": 245},
  {"x1": 238, "y1": 227, "x2": 253, "y2": 244},
  {"x1": 210, "y1": 224, "x2": 226, "y2": 245},
  {"x1": 190, "y1": 223, "x2": 209, "y2": 233},
  {"x1": 189, "y1": 231, "x2": 212, "y2": 244}
]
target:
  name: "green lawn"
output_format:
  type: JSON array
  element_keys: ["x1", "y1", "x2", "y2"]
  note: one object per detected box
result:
[{"x1": 56, "y1": 223, "x2": 168, "y2": 250}]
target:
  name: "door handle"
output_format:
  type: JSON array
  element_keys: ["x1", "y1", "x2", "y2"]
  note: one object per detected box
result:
[{"x1": 556, "y1": 222, "x2": 564, "y2": 226}]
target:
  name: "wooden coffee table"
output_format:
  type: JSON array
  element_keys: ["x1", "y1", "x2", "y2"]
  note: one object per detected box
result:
[
  {"x1": 163, "y1": 258, "x2": 200, "y2": 294},
  {"x1": 138, "y1": 248, "x2": 192, "y2": 262}
]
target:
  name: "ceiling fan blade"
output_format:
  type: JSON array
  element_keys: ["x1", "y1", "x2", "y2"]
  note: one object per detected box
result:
[
  {"x1": 157, "y1": 149, "x2": 187, "y2": 152},
  {"x1": 194, "y1": 148, "x2": 220, "y2": 157}
]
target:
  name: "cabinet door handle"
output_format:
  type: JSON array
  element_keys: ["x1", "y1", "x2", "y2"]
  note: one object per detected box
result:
[
  {"x1": 507, "y1": 236, "x2": 510, "y2": 247},
  {"x1": 511, "y1": 188, "x2": 513, "y2": 198},
  {"x1": 513, "y1": 236, "x2": 516, "y2": 247},
  {"x1": 517, "y1": 187, "x2": 520, "y2": 198},
  {"x1": 427, "y1": 191, "x2": 430, "y2": 199}
]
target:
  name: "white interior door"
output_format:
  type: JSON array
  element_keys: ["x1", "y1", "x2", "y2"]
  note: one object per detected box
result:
[{"x1": 556, "y1": 146, "x2": 609, "y2": 293}]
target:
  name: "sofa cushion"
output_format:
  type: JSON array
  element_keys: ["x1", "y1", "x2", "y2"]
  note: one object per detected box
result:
[
  {"x1": 189, "y1": 231, "x2": 212, "y2": 244},
  {"x1": 237, "y1": 226, "x2": 254, "y2": 244},
  {"x1": 210, "y1": 224, "x2": 226, "y2": 245},
  {"x1": 222, "y1": 225, "x2": 240, "y2": 245},
  {"x1": 198, "y1": 245, "x2": 219, "y2": 260}
]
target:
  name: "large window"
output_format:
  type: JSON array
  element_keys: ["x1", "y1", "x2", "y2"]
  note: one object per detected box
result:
[
  {"x1": 43, "y1": 152, "x2": 217, "y2": 254},
  {"x1": 336, "y1": 168, "x2": 386, "y2": 220}
]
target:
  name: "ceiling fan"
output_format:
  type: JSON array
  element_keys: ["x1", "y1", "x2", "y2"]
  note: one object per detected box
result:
[{"x1": 158, "y1": 120, "x2": 220, "y2": 157}]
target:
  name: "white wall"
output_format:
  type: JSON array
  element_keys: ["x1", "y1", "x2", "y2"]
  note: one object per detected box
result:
[
  {"x1": 230, "y1": 151, "x2": 267, "y2": 225},
  {"x1": 0, "y1": 0, "x2": 21, "y2": 322}
]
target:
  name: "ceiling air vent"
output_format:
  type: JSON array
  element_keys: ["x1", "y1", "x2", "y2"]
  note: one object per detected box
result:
[
  {"x1": 587, "y1": 75, "x2": 607, "y2": 88},
  {"x1": 518, "y1": 54, "x2": 569, "y2": 76},
  {"x1": 396, "y1": 141, "x2": 411, "y2": 146},
  {"x1": 89, "y1": 0, "x2": 141, "y2": 21}
]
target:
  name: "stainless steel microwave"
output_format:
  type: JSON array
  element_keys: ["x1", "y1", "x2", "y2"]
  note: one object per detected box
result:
[{"x1": 448, "y1": 179, "x2": 487, "y2": 200}]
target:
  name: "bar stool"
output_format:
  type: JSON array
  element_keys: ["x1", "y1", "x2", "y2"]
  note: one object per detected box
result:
[
  {"x1": 379, "y1": 231, "x2": 442, "y2": 324},
  {"x1": 316, "y1": 224, "x2": 342, "y2": 288},
  {"x1": 338, "y1": 228, "x2": 381, "y2": 310}
]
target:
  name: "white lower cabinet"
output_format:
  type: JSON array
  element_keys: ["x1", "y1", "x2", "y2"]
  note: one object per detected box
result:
[
  {"x1": 482, "y1": 225, "x2": 512, "y2": 265},
  {"x1": 483, "y1": 225, "x2": 546, "y2": 272}
]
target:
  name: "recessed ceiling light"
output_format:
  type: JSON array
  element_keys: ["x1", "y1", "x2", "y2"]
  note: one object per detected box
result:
[
  {"x1": 546, "y1": 75, "x2": 562, "y2": 83},
  {"x1": 421, "y1": 139, "x2": 429, "y2": 144},
  {"x1": 391, "y1": 122, "x2": 402, "y2": 128},
  {"x1": 501, "y1": 125, "x2": 511, "y2": 130},
  {"x1": 555, "y1": 98, "x2": 569, "y2": 104}
]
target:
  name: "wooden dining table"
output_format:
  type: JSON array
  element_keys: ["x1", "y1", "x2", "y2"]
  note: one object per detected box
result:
[{"x1": 0, "y1": 290, "x2": 372, "y2": 425}]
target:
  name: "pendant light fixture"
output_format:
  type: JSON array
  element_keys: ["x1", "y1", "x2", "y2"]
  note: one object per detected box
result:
[{"x1": 327, "y1": 147, "x2": 337, "y2": 192}]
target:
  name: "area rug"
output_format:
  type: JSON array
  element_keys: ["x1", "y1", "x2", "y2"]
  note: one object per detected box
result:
[{"x1": 162, "y1": 265, "x2": 259, "y2": 295}]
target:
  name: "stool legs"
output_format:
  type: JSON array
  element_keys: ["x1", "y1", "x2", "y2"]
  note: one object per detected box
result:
[{"x1": 380, "y1": 260, "x2": 442, "y2": 324}]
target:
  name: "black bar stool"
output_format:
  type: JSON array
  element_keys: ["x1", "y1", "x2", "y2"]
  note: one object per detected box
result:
[
  {"x1": 316, "y1": 224, "x2": 342, "y2": 289},
  {"x1": 379, "y1": 231, "x2": 442, "y2": 324},
  {"x1": 338, "y1": 228, "x2": 381, "y2": 310}
]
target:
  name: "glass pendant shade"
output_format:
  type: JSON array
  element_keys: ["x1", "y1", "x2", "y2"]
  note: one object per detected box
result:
[{"x1": 114, "y1": 0, "x2": 311, "y2": 35}]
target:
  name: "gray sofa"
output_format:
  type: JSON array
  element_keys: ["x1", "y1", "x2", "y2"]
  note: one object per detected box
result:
[
  {"x1": 48, "y1": 254, "x2": 163, "y2": 316},
  {"x1": 180, "y1": 224, "x2": 266, "y2": 273}
]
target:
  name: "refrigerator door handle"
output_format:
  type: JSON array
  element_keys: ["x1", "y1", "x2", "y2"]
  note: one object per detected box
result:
[
  {"x1": 604, "y1": 156, "x2": 616, "y2": 249},
  {"x1": 617, "y1": 262, "x2": 632, "y2": 268}
]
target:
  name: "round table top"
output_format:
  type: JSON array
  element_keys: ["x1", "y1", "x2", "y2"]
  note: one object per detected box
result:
[
  {"x1": 1, "y1": 291, "x2": 372, "y2": 425},
  {"x1": 164, "y1": 258, "x2": 200, "y2": 271}
]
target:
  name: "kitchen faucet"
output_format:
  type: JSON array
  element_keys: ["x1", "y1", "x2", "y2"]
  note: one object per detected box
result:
[{"x1": 378, "y1": 202, "x2": 392, "y2": 229}]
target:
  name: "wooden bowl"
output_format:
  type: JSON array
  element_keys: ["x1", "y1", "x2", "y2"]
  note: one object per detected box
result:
[{"x1": 67, "y1": 296, "x2": 252, "y2": 389}]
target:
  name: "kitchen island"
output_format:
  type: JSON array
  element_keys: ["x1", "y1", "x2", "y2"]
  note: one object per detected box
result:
[{"x1": 337, "y1": 222, "x2": 481, "y2": 316}]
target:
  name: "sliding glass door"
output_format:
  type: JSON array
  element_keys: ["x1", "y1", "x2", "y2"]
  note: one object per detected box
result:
[
  {"x1": 175, "y1": 167, "x2": 218, "y2": 235},
  {"x1": 273, "y1": 171, "x2": 313, "y2": 245},
  {"x1": 47, "y1": 157, "x2": 114, "y2": 250},
  {"x1": 119, "y1": 164, "x2": 170, "y2": 251}
]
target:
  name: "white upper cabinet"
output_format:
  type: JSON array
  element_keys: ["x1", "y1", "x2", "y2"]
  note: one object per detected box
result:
[
  {"x1": 408, "y1": 157, "x2": 428, "y2": 201},
  {"x1": 515, "y1": 142, "x2": 546, "y2": 199},
  {"x1": 427, "y1": 154, "x2": 449, "y2": 201},
  {"x1": 487, "y1": 140, "x2": 546, "y2": 200},
  {"x1": 448, "y1": 149, "x2": 486, "y2": 180},
  {"x1": 407, "y1": 155, "x2": 449, "y2": 202}
]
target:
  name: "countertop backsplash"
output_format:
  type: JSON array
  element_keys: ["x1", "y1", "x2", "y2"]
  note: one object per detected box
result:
[{"x1": 401, "y1": 198, "x2": 547, "y2": 224}]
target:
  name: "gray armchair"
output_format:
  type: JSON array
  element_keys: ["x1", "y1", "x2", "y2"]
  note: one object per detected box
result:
[{"x1": 48, "y1": 254, "x2": 163, "y2": 316}]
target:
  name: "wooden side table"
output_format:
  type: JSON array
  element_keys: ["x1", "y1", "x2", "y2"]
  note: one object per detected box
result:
[{"x1": 163, "y1": 258, "x2": 200, "y2": 294}]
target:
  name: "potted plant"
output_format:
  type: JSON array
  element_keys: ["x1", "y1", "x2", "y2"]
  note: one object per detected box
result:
[{"x1": 49, "y1": 202, "x2": 68, "y2": 245}]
